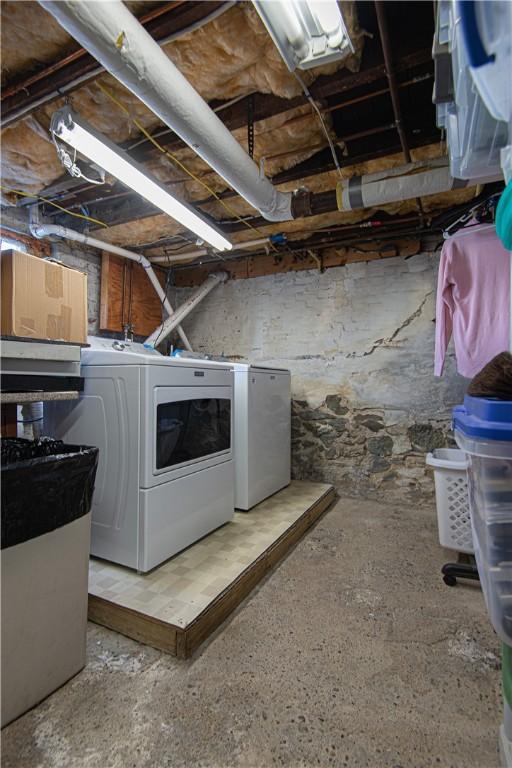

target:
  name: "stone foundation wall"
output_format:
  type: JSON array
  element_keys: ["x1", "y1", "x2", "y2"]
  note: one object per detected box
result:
[
  {"x1": 172, "y1": 252, "x2": 466, "y2": 502},
  {"x1": 291, "y1": 395, "x2": 454, "y2": 502}
]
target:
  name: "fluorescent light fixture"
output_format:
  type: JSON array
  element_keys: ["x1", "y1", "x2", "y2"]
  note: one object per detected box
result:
[
  {"x1": 50, "y1": 107, "x2": 232, "y2": 252},
  {"x1": 253, "y1": 0, "x2": 353, "y2": 71}
]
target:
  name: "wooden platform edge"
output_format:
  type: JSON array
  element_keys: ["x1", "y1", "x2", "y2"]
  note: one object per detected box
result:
[
  {"x1": 179, "y1": 485, "x2": 337, "y2": 659},
  {"x1": 88, "y1": 485, "x2": 337, "y2": 659},
  {"x1": 88, "y1": 595, "x2": 178, "y2": 655}
]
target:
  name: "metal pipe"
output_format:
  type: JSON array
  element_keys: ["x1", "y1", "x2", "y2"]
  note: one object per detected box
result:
[
  {"x1": 29, "y1": 218, "x2": 193, "y2": 350},
  {"x1": 145, "y1": 271, "x2": 228, "y2": 347},
  {"x1": 149, "y1": 236, "x2": 270, "y2": 265},
  {"x1": 375, "y1": 0, "x2": 427, "y2": 223},
  {"x1": 374, "y1": 1, "x2": 412, "y2": 163},
  {"x1": 323, "y1": 73, "x2": 433, "y2": 115},
  {"x1": 39, "y1": 0, "x2": 293, "y2": 223}
]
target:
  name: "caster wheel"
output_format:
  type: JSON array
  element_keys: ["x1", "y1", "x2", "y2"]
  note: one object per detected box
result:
[{"x1": 443, "y1": 574, "x2": 457, "y2": 587}]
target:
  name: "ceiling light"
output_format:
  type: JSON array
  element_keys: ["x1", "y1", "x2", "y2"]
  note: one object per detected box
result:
[
  {"x1": 252, "y1": 0, "x2": 353, "y2": 71},
  {"x1": 50, "y1": 107, "x2": 232, "y2": 252}
]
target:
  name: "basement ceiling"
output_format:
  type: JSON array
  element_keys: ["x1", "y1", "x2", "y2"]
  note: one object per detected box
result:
[{"x1": 0, "y1": 1, "x2": 479, "y2": 260}]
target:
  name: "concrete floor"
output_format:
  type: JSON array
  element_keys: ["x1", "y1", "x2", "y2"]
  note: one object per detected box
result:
[{"x1": 2, "y1": 497, "x2": 502, "y2": 768}]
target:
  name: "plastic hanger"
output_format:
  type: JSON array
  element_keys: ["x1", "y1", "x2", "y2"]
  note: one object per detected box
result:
[
  {"x1": 444, "y1": 222, "x2": 496, "y2": 240},
  {"x1": 443, "y1": 193, "x2": 500, "y2": 239}
]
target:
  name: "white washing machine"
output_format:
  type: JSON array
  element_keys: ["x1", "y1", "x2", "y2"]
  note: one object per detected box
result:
[
  {"x1": 232, "y1": 363, "x2": 291, "y2": 510},
  {"x1": 46, "y1": 337, "x2": 235, "y2": 572}
]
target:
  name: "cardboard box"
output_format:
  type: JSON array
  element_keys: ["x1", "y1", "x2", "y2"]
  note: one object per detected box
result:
[{"x1": 1, "y1": 249, "x2": 87, "y2": 344}]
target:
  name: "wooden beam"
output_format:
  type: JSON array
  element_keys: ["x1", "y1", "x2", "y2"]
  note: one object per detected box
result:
[{"x1": 171, "y1": 238, "x2": 421, "y2": 287}]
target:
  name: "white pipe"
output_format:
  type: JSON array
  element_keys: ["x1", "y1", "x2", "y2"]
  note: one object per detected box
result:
[
  {"x1": 337, "y1": 162, "x2": 472, "y2": 211},
  {"x1": 145, "y1": 272, "x2": 228, "y2": 348},
  {"x1": 336, "y1": 158, "x2": 504, "y2": 211},
  {"x1": 30, "y1": 222, "x2": 193, "y2": 351},
  {"x1": 39, "y1": 0, "x2": 293, "y2": 223},
  {"x1": 149, "y1": 237, "x2": 270, "y2": 265}
]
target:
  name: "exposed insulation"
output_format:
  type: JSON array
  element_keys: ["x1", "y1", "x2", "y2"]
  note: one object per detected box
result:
[
  {"x1": 0, "y1": 1, "x2": 474, "y2": 253},
  {"x1": 158, "y1": 2, "x2": 364, "y2": 101},
  {"x1": 96, "y1": 144, "x2": 478, "y2": 253},
  {"x1": 142, "y1": 103, "x2": 340, "y2": 200},
  {"x1": 1, "y1": 3, "x2": 363, "y2": 199},
  {"x1": 1, "y1": 1, "x2": 75, "y2": 85},
  {"x1": 0, "y1": 1, "x2": 162, "y2": 84},
  {"x1": 1, "y1": 121, "x2": 63, "y2": 193}
]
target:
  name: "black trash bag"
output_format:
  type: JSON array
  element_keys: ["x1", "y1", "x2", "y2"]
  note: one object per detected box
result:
[
  {"x1": 1, "y1": 437, "x2": 99, "y2": 550},
  {"x1": 1, "y1": 437, "x2": 67, "y2": 465}
]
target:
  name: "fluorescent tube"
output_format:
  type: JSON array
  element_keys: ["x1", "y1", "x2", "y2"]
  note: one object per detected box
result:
[
  {"x1": 253, "y1": 0, "x2": 353, "y2": 71},
  {"x1": 51, "y1": 107, "x2": 232, "y2": 252}
]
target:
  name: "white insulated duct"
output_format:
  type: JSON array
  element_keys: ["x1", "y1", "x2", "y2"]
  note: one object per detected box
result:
[
  {"x1": 145, "y1": 272, "x2": 229, "y2": 348},
  {"x1": 38, "y1": 0, "x2": 293, "y2": 223},
  {"x1": 149, "y1": 237, "x2": 271, "y2": 265},
  {"x1": 29, "y1": 221, "x2": 193, "y2": 351},
  {"x1": 336, "y1": 159, "x2": 471, "y2": 211}
]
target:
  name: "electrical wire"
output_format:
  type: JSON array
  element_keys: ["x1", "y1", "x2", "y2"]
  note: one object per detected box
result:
[
  {"x1": 52, "y1": 133, "x2": 106, "y2": 186},
  {"x1": 293, "y1": 71, "x2": 343, "y2": 181},
  {"x1": 96, "y1": 83, "x2": 274, "y2": 244},
  {"x1": 0, "y1": 184, "x2": 108, "y2": 228}
]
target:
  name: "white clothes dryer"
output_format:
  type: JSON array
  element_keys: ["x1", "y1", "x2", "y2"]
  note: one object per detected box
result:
[{"x1": 46, "y1": 337, "x2": 235, "y2": 571}]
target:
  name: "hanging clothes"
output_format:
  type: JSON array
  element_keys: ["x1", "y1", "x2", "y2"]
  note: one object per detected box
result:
[{"x1": 435, "y1": 226, "x2": 511, "y2": 378}]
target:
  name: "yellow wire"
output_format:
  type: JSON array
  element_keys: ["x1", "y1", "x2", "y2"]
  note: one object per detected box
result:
[
  {"x1": 97, "y1": 83, "x2": 271, "y2": 241},
  {"x1": 0, "y1": 185, "x2": 108, "y2": 228}
]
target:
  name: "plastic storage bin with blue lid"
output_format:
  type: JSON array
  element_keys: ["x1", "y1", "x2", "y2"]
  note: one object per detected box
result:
[
  {"x1": 453, "y1": 396, "x2": 512, "y2": 643},
  {"x1": 443, "y1": 0, "x2": 509, "y2": 180}
]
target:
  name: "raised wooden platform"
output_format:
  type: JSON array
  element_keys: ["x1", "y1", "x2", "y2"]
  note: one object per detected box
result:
[{"x1": 88, "y1": 481, "x2": 336, "y2": 658}]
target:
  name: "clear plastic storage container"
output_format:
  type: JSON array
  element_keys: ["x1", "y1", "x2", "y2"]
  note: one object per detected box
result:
[
  {"x1": 446, "y1": 4, "x2": 508, "y2": 180},
  {"x1": 458, "y1": 0, "x2": 512, "y2": 125},
  {"x1": 453, "y1": 396, "x2": 512, "y2": 644}
]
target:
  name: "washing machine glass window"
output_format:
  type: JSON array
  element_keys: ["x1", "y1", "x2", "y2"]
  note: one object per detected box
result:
[{"x1": 156, "y1": 398, "x2": 231, "y2": 469}]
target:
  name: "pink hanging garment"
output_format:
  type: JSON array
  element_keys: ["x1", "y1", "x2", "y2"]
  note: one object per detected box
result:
[{"x1": 435, "y1": 226, "x2": 511, "y2": 378}]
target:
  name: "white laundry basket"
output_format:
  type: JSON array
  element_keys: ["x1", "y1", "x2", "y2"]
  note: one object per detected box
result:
[{"x1": 426, "y1": 448, "x2": 473, "y2": 553}]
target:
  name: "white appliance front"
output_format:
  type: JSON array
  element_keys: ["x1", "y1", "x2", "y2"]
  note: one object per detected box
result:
[
  {"x1": 235, "y1": 366, "x2": 291, "y2": 510},
  {"x1": 46, "y1": 354, "x2": 235, "y2": 571}
]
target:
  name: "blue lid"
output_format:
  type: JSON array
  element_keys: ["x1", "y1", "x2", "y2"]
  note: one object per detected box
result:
[{"x1": 453, "y1": 395, "x2": 512, "y2": 441}]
